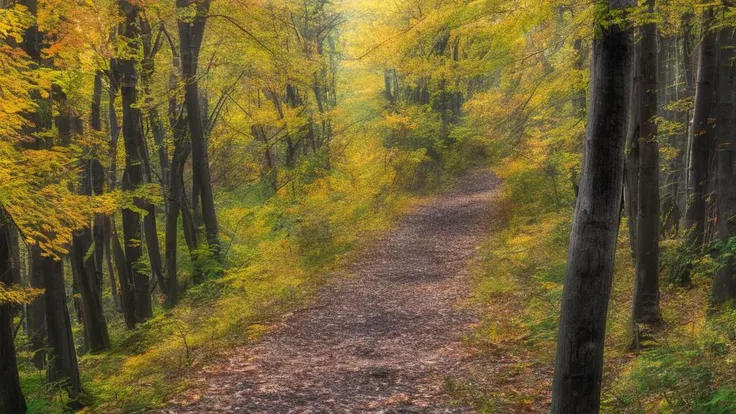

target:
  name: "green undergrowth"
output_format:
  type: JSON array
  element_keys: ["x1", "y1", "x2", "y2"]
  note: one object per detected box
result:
[
  {"x1": 460, "y1": 181, "x2": 736, "y2": 413},
  {"x1": 16, "y1": 158, "x2": 472, "y2": 413}
]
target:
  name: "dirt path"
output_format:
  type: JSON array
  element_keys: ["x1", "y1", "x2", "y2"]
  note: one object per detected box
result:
[{"x1": 164, "y1": 172, "x2": 498, "y2": 413}]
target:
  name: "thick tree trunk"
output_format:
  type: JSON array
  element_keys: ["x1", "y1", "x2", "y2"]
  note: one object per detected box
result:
[
  {"x1": 177, "y1": 0, "x2": 220, "y2": 258},
  {"x1": 0, "y1": 208, "x2": 27, "y2": 414},
  {"x1": 685, "y1": 6, "x2": 717, "y2": 248},
  {"x1": 550, "y1": 0, "x2": 634, "y2": 412},
  {"x1": 632, "y1": 0, "x2": 661, "y2": 325},
  {"x1": 27, "y1": 245, "x2": 46, "y2": 369},
  {"x1": 70, "y1": 227, "x2": 110, "y2": 352},
  {"x1": 42, "y1": 255, "x2": 83, "y2": 408},
  {"x1": 713, "y1": 26, "x2": 736, "y2": 305},
  {"x1": 119, "y1": 0, "x2": 153, "y2": 324}
]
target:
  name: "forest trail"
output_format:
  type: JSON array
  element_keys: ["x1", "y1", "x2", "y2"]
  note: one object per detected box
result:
[{"x1": 163, "y1": 171, "x2": 498, "y2": 413}]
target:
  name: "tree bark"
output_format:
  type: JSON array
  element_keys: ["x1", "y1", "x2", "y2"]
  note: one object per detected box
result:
[
  {"x1": 165, "y1": 122, "x2": 189, "y2": 307},
  {"x1": 713, "y1": 25, "x2": 736, "y2": 305},
  {"x1": 685, "y1": 6, "x2": 717, "y2": 248},
  {"x1": 177, "y1": 0, "x2": 220, "y2": 258},
  {"x1": 42, "y1": 255, "x2": 83, "y2": 408},
  {"x1": 59, "y1": 82, "x2": 112, "y2": 353},
  {"x1": 0, "y1": 207, "x2": 27, "y2": 414},
  {"x1": 626, "y1": 41, "x2": 641, "y2": 260},
  {"x1": 550, "y1": 0, "x2": 634, "y2": 412},
  {"x1": 119, "y1": 0, "x2": 153, "y2": 325},
  {"x1": 632, "y1": 0, "x2": 661, "y2": 325},
  {"x1": 17, "y1": 0, "x2": 46, "y2": 371},
  {"x1": 26, "y1": 245, "x2": 46, "y2": 369}
]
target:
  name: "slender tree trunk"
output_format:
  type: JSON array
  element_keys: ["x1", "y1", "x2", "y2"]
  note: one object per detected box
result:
[
  {"x1": 632, "y1": 0, "x2": 661, "y2": 325},
  {"x1": 107, "y1": 85, "x2": 124, "y2": 314},
  {"x1": 661, "y1": 36, "x2": 686, "y2": 235},
  {"x1": 165, "y1": 123, "x2": 189, "y2": 307},
  {"x1": 713, "y1": 25, "x2": 736, "y2": 305},
  {"x1": 0, "y1": 207, "x2": 27, "y2": 414},
  {"x1": 112, "y1": 222, "x2": 135, "y2": 328},
  {"x1": 626, "y1": 41, "x2": 641, "y2": 260},
  {"x1": 685, "y1": 6, "x2": 717, "y2": 248},
  {"x1": 91, "y1": 72, "x2": 106, "y2": 281},
  {"x1": 55, "y1": 82, "x2": 111, "y2": 352},
  {"x1": 119, "y1": 0, "x2": 152, "y2": 324},
  {"x1": 551, "y1": 0, "x2": 634, "y2": 412},
  {"x1": 177, "y1": 0, "x2": 220, "y2": 258}
]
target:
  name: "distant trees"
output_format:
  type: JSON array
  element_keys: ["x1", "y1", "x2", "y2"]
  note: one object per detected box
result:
[{"x1": 550, "y1": 0, "x2": 635, "y2": 412}]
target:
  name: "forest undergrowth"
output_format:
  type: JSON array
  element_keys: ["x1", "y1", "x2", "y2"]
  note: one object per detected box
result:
[
  {"x1": 17, "y1": 170, "x2": 446, "y2": 413},
  {"x1": 459, "y1": 179, "x2": 736, "y2": 413}
]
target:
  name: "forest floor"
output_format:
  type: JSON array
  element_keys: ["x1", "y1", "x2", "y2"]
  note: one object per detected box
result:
[{"x1": 159, "y1": 171, "x2": 499, "y2": 413}]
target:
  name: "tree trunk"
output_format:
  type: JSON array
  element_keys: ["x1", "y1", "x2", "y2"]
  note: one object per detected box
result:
[
  {"x1": 42, "y1": 255, "x2": 83, "y2": 408},
  {"x1": 632, "y1": 0, "x2": 661, "y2": 325},
  {"x1": 119, "y1": 0, "x2": 153, "y2": 325},
  {"x1": 685, "y1": 6, "x2": 717, "y2": 248},
  {"x1": 164, "y1": 122, "x2": 189, "y2": 307},
  {"x1": 177, "y1": 0, "x2": 220, "y2": 258},
  {"x1": 26, "y1": 245, "x2": 46, "y2": 369},
  {"x1": 626, "y1": 41, "x2": 641, "y2": 260},
  {"x1": 17, "y1": 0, "x2": 46, "y2": 371},
  {"x1": 713, "y1": 25, "x2": 736, "y2": 305},
  {"x1": 661, "y1": 36, "x2": 686, "y2": 236},
  {"x1": 112, "y1": 221, "x2": 136, "y2": 328},
  {"x1": 91, "y1": 73, "x2": 106, "y2": 281},
  {"x1": 56, "y1": 81, "x2": 111, "y2": 352},
  {"x1": 550, "y1": 0, "x2": 634, "y2": 412},
  {"x1": 0, "y1": 208, "x2": 27, "y2": 414},
  {"x1": 106, "y1": 85, "x2": 124, "y2": 313}
]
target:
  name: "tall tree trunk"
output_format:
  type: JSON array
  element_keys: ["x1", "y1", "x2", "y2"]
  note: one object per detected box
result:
[
  {"x1": 42, "y1": 255, "x2": 83, "y2": 408},
  {"x1": 57, "y1": 83, "x2": 111, "y2": 353},
  {"x1": 165, "y1": 122, "x2": 189, "y2": 307},
  {"x1": 632, "y1": 0, "x2": 661, "y2": 325},
  {"x1": 550, "y1": 0, "x2": 634, "y2": 412},
  {"x1": 713, "y1": 25, "x2": 736, "y2": 305},
  {"x1": 27, "y1": 245, "x2": 46, "y2": 369},
  {"x1": 91, "y1": 72, "x2": 107, "y2": 281},
  {"x1": 18, "y1": 0, "x2": 46, "y2": 371},
  {"x1": 0, "y1": 207, "x2": 27, "y2": 414},
  {"x1": 661, "y1": 36, "x2": 686, "y2": 235},
  {"x1": 119, "y1": 0, "x2": 152, "y2": 325},
  {"x1": 177, "y1": 0, "x2": 220, "y2": 258},
  {"x1": 685, "y1": 6, "x2": 717, "y2": 248},
  {"x1": 112, "y1": 222, "x2": 135, "y2": 328},
  {"x1": 107, "y1": 85, "x2": 124, "y2": 314},
  {"x1": 626, "y1": 41, "x2": 641, "y2": 260}
]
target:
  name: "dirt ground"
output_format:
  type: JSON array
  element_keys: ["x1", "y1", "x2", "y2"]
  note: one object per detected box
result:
[{"x1": 162, "y1": 172, "x2": 498, "y2": 413}]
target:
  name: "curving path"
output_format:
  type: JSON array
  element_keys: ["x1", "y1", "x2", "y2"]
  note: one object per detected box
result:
[{"x1": 163, "y1": 171, "x2": 498, "y2": 413}]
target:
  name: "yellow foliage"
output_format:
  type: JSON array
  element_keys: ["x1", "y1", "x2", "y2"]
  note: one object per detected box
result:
[{"x1": 0, "y1": 283, "x2": 44, "y2": 305}]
